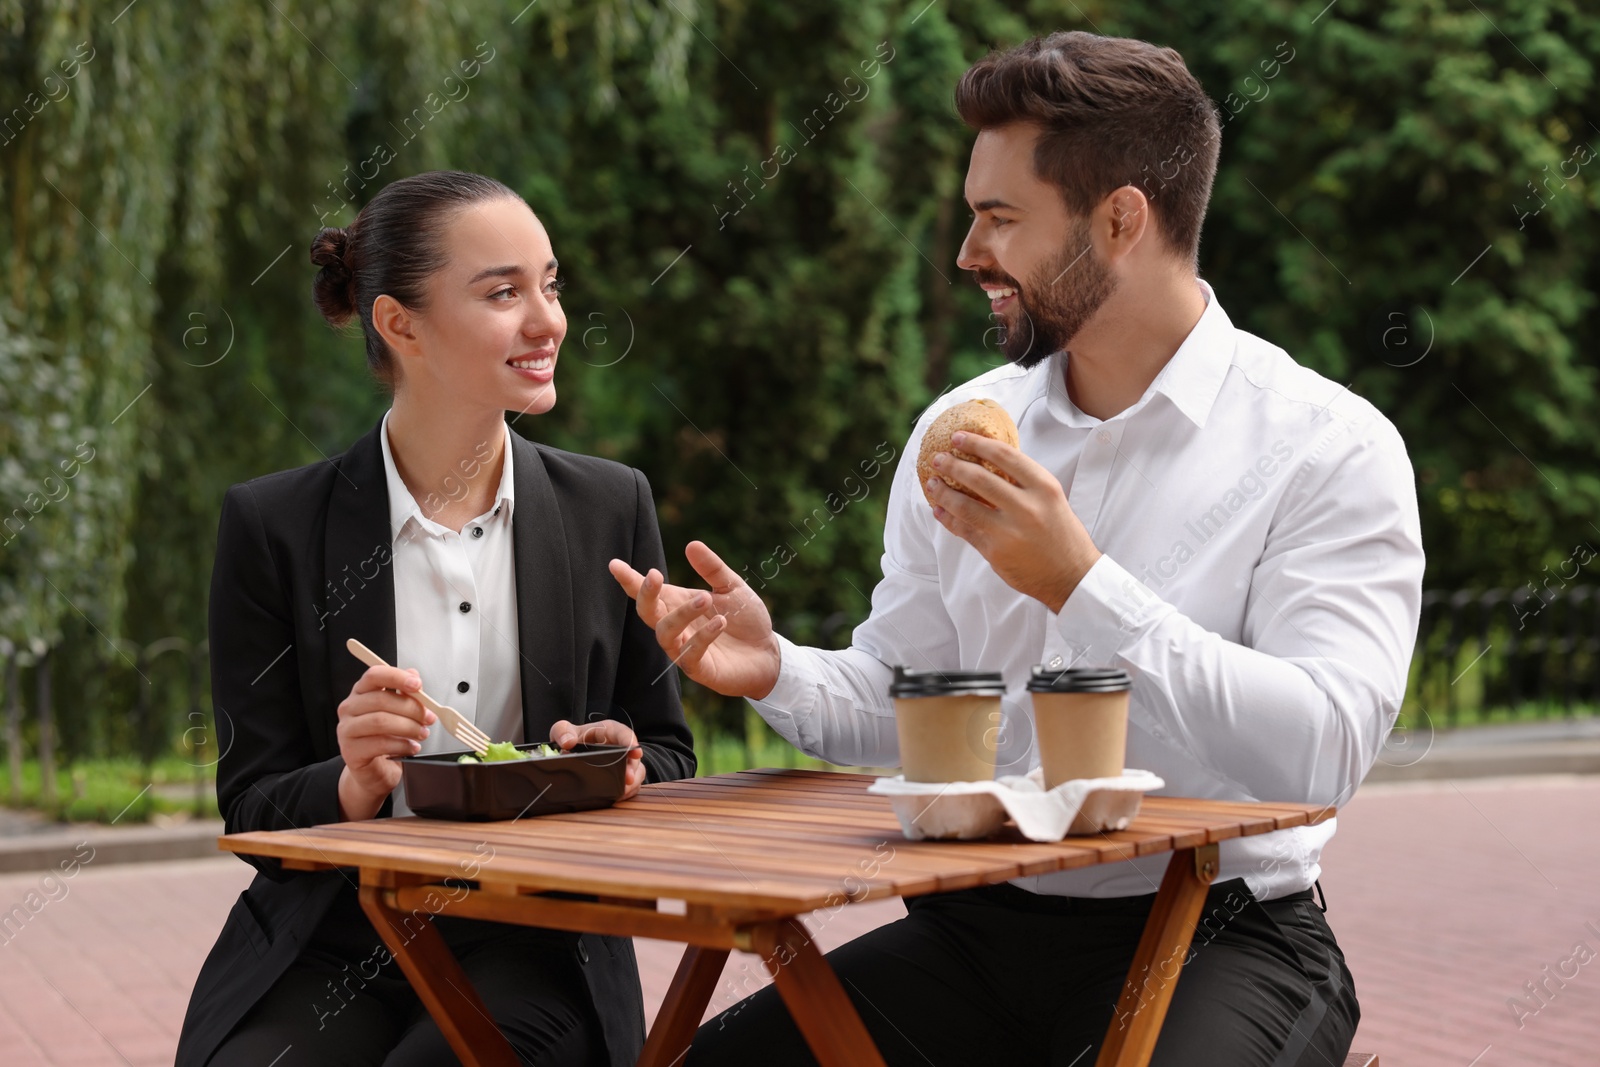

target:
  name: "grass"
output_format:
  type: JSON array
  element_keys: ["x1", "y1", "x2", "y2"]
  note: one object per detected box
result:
[
  {"x1": 0, "y1": 713, "x2": 843, "y2": 824},
  {"x1": 0, "y1": 755, "x2": 218, "y2": 824},
  {"x1": 1398, "y1": 699, "x2": 1600, "y2": 731}
]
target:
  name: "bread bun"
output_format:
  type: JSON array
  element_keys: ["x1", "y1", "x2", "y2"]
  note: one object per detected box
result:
[{"x1": 917, "y1": 398, "x2": 1021, "y2": 506}]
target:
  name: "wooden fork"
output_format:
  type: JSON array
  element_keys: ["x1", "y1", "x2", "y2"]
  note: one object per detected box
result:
[{"x1": 345, "y1": 638, "x2": 492, "y2": 756}]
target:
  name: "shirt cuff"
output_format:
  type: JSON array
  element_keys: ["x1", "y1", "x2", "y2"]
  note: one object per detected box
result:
[
  {"x1": 1054, "y1": 554, "x2": 1173, "y2": 665},
  {"x1": 754, "y1": 632, "x2": 817, "y2": 713}
]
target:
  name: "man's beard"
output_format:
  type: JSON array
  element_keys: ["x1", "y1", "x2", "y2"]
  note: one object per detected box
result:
[{"x1": 989, "y1": 219, "x2": 1118, "y2": 368}]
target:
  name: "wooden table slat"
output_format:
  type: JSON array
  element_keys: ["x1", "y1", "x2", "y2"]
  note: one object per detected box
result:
[
  {"x1": 309, "y1": 822, "x2": 967, "y2": 898},
  {"x1": 345, "y1": 809, "x2": 1189, "y2": 873},
  {"x1": 548, "y1": 805, "x2": 1173, "y2": 860},
  {"x1": 481, "y1": 800, "x2": 1197, "y2": 865},
  {"x1": 218, "y1": 832, "x2": 868, "y2": 910},
  {"x1": 240, "y1": 818, "x2": 1139, "y2": 901},
  {"x1": 550, "y1": 796, "x2": 1203, "y2": 863},
  {"x1": 732, "y1": 768, "x2": 879, "y2": 783},
  {"x1": 219, "y1": 773, "x2": 1332, "y2": 912},
  {"x1": 663, "y1": 774, "x2": 1333, "y2": 832}
]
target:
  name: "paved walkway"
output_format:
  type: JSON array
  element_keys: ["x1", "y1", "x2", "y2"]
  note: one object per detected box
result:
[
  {"x1": 1318, "y1": 775, "x2": 1599, "y2": 1066},
  {"x1": 0, "y1": 775, "x2": 1595, "y2": 1065}
]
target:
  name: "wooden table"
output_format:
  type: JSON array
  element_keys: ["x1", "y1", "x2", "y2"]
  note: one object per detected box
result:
[{"x1": 219, "y1": 769, "x2": 1334, "y2": 1067}]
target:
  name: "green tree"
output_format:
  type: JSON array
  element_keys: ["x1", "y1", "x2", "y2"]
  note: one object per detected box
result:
[
  {"x1": 492, "y1": 1, "x2": 964, "y2": 732},
  {"x1": 6, "y1": 0, "x2": 1600, "y2": 768},
  {"x1": 1110, "y1": 0, "x2": 1600, "y2": 590}
]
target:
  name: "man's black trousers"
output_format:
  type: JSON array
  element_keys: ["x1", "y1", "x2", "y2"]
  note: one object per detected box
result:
[{"x1": 689, "y1": 877, "x2": 1359, "y2": 1066}]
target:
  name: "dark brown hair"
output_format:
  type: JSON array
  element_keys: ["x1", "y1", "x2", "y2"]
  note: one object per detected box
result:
[
  {"x1": 954, "y1": 32, "x2": 1220, "y2": 264},
  {"x1": 310, "y1": 170, "x2": 522, "y2": 385}
]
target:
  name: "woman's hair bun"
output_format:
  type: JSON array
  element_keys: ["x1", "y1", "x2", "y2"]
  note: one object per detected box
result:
[{"x1": 310, "y1": 226, "x2": 357, "y2": 327}]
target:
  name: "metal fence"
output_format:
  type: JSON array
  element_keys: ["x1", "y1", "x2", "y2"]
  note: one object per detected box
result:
[{"x1": 1409, "y1": 586, "x2": 1600, "y2": 725}]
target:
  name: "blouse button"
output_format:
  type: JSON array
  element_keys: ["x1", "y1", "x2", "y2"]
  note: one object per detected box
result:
[
  {"x1": 459, "y1": 601, "x2": 472, "y2": 614},
  {"x1": 457, "y1": 681, "x2": 470, "y2": 694},
  {"x1": 472, "y1": 527, "x2": 483, "y2": 538}
]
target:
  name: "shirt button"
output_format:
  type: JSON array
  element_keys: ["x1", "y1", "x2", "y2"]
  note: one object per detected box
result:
[
  {"x1": 576, "y1": 938, "x2": 590, "y2": 964},
  {"x1": 459, "y1": 601, "x2": 472, "y2": 614},
  {"x1": 1097, "y1": 429, "x2": 1112, "y2": 444},
  {"x1": 457, "y1": 681, "x2": 470, "y2": 693},
  {"x1": 472, "y1": 527, "x2": 483, "y2": 538},
  {"x1": 1047, "y1": 655, "x2": 1065, "y2": 669}
]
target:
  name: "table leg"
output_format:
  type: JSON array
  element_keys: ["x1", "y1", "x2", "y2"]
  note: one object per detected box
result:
[
  {"x1": 1094, "y1": 843, "x2": 1220, "y2": 1067},
  {"x1": 357, "y1": 882, "x2": 520, "y2": 1067},
  {"x1": 749, "y1": 919, "x2": 888, "y2": 1067},
  {"x1": 638, "y1": 945, "x2": 732, "y2": 1067}
]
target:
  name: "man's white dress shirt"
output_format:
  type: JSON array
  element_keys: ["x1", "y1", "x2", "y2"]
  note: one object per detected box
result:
[
  {"x1": 751, "y1": 280, "x2": 1425, "y2": 900},
  {"x1": 380, "y1": 411, "x2": 524, "y2": 817}
]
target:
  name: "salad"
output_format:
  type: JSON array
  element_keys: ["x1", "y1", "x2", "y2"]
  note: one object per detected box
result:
[{"x1": 457, "y1": 741, "x2": 560, "y2": 764}]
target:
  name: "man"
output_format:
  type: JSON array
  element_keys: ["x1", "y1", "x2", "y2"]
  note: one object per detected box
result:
[{"x1": 611, "y1": 31, "x2": 1422, "y2": 1066}]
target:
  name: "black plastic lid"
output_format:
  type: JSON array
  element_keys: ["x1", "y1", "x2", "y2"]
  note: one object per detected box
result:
[
  {"x1": 1026, "y1": 666, "x2": 1131, "y2": 693},
  {"x1": 889, "y1": 665, "x2": 1005, "y2": 698}
]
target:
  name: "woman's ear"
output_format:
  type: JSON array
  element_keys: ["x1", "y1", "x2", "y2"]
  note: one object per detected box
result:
[{"x1": 371, "y1": 294, "x2": 423, "y2": 360}]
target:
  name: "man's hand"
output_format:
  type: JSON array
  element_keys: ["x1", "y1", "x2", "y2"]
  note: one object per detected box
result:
[
  {"x1": 925, "y1": 431, "x2": 1102, "y2": 613},
  {"x1": 608, "y1": 540, "x2": 782, "y2": 699},
  {"x1": 550, "y1": 719, "x2": 647, "y2": 800},
  {"x1": 335, "y1": 664, "x2": 437, "y2": 821}
]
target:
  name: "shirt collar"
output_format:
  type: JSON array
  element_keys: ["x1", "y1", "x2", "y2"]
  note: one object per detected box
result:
[
  {"x1": 379, "y1": 409, "x2": 515, "y2": 539},
  {"x1": 1047, "y1": 277, "x2": 1235, "y2": 430},
  {"x1": 1148, "y1": 278, "x2": 1234, "y2": 428}
]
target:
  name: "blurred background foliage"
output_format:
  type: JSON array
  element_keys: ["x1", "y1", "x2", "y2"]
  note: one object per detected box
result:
[{"x1": 2, "y1": 0, "x2": 1599, "y2": 809}]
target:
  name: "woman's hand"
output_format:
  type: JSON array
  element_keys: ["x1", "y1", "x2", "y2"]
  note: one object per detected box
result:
[
  {"x1": 550, "y1": 719, "x2": 647, "y2": 800},
  {"x1": 608, "y1": 540, "x2": 783, "y2": 699},
  {"x1": 335, "y1": 665, "x2": 437, "y2": 821}
]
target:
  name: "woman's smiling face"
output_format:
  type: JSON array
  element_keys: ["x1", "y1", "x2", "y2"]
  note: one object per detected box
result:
[{"x1": 404, "y1": 196, "x2": 566, "y2": 417}]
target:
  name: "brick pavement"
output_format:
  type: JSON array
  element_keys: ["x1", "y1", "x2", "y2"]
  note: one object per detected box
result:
[
  {"x1": 1319, "y1": 775, "x2": 1600, "y2": 1067},
  {"x1": 0, "y1": 775, "x2": 1594, "y2": 1065}
]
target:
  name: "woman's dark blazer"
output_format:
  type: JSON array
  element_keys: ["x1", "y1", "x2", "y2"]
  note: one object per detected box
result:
[{"x1": 175, "y1": 418, "x2": 696, "y2": 1067}]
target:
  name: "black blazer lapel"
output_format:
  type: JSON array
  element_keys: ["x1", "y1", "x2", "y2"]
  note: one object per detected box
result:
[
  {"x1": 509, "y1": 429, "x2": 577, "y2": 738},
  {"x1": 321, "y1": 420, "x2": 398, "y2": 756}
]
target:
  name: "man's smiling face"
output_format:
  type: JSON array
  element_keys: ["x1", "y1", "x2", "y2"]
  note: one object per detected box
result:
[{"x1": 957, "y1": 123, "x2": 1118, "y2": 368}]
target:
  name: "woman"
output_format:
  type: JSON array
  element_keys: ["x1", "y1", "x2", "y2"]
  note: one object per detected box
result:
[{"x1": 176, "y1": 170, "x2": 695, "y2": 1067}]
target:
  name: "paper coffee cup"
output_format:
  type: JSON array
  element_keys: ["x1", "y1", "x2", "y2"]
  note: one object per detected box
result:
[
  {"x1": 889, "y1": 667, "x2": 1004, "y2": 783},
  {"x1": 1027, "y1": 666, "x2": 1131, "y2": 790}
]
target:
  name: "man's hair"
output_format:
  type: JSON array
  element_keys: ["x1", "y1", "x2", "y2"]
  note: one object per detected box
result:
[{"x1": 954, "y1": 32, "x2": 1221, "y2": 265}]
